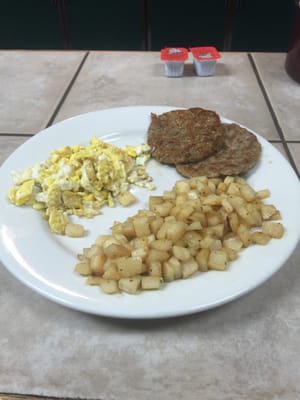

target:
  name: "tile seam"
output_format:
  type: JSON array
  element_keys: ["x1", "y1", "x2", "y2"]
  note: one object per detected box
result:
[
  {"x1": 248, "y1": 53, "x2": 299, "y2": 178},
  {"x1": 45, "y1": 51, "x2": 90, "y2": 128}
]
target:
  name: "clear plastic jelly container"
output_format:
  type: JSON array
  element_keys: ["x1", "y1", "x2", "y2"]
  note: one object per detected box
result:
[
  {"x1": 161, "y1": 47, "x2": 189, "y2": 77},
  {"x1": 190, "y1": 47, "x2": 220, "y2": 76}
]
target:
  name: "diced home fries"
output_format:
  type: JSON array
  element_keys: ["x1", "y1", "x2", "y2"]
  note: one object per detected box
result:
[{"x1": 75, "y1": 176, "x2": 285, "y2": 295}]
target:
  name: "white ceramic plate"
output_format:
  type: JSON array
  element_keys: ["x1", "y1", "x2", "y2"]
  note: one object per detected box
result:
[{"x1": 0, "y1": 106, "x2": 300, "y2": 319}]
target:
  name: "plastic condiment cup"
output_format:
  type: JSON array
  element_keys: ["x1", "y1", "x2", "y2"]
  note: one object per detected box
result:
[
  {"x1": 161, "y1": 47, "x2": 189, "y2": 77},
  {"x1": 190, "y1": 47, "x2": 221, "y2": 76}
]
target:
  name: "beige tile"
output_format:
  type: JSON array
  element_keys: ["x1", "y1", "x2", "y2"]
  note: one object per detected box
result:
[
  {"x1": 55, "y1": 51, "x2": 279, "y2": 140},
  {"x1": 0, "y1": 51, "x2": 86, "y2": 134},
  {"x1": 252, "y1": 53, "x2": 300, "y2": 141},
  {"x1": 0, "y1": 135, "x2": 29, "y2": 165},
  {"x1": 288, "y1": 142, "x2": 300, "y2": 175}
]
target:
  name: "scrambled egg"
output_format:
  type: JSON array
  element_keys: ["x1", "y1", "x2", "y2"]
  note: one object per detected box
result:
[{"x1": 8, "y1": 137, "x2": 154, "y2": 236}]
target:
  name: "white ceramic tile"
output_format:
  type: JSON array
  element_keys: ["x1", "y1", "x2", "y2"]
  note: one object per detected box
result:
[
  {"x1": 55, "y1": 51, "x2": 279, "y2": 140},
  {"x1": 0, "y1": 51, "x2": 86, "y2": 134}
]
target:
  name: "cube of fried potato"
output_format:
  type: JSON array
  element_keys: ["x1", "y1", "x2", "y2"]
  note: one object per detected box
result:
[
  {"x1": 181, "y1": 258, "x2": 198, "y2": 278},
  {"x1": 149, "y1": 196, "x2": 164, "y2": 211},
  {"x1": 228, "y1": 212, "x2": 239, "y2": 233},
  {"x1": 166, "y1": 221, "x2": 186, "y2": 242},
  {"x1": 118, "y1": 277, "x2": 141, "y2": 294},
  {"x1": 131, "y1": 247, "x2": 148, "y2": 261},
  {"x1": 175, "y1": 180, "x2": 191, "y2": 193},
  {"x1": 86, "y1": 276, "x2": 103, "y2": 286},
  {"x1": 208, "y1": 250, "x2": 228, "y2": 271},
  {"x1": 150, "y1": 217, "x2": 164, "y2": 235},
  {"x1": 90, "y1": 252, "x2": 106, "y2": 275},
  {"x1": 116, "y1": 256, "x2": 143, "y2": 277},
  {"x1": 195, "y1": 248, "x2": 210, "y2": 272},
  {"x1": 167, "y1": 256, "x2": 182, "y2": 279},
  {"x1": 112, "y1": 219, "x2": 136, "y2": 239},
  {"x1": 102, "y1": 264, "x2": 121, "y2": 280},
  {"x1": 175, "y1": 205, "x2": 194, "y2": 221},
  {"x1": 240, "y1": 184, "x2": 256, "y2": 202},
  {"x1": 262, "y1": 222, "x2": 285, "y2": 239},
  {"x1": 75, "y1": 262, "x2": 92, "y2": 276},
  {"x1": 65, "y1": 223, "x2": 85, "y2": 238},
  {"x1": 172, "y1": 245, "x2": 190, "y2": 261},
  {"x1": 223, "y1": 236, "x2": 243, "y2": 252},
  {"x1": 203, "y1": 194, "x2": 222, "y2": 206},
  {"x1": 151, "y1": 201, "x2": 173, "y2": 217},
  {"x1": 103, "y1": 243, "x2": 131, "y2": 258},
  {"x1": 150, "y1": 239, "x2": 173, "y2": 251},
  {"x1": 237, "y1": 224, "x2": 252, "y2": 247},
  {"x1": 224, "y1": 247, "x2": 238, "y2": 261},
  {"x1": 100, "y1": 279, "x2": 119, "y2": 294},
  {"x1": 250, "y1": 231, "x2": 271, "y2": 245},
  {"x1": 141, "y1": 276, "x2": 162, "y2": 290},
  {"x1": 146, "y1": 249, "x2": 170, "y2": 264},
  {"x1": 256, "y1": 189, "x2": 270, "y2": 199},
  {"x1": 117, "y1": 191, "x2": 136, "y2": 206},
  {"x1": 260, "y1": 204, "x2": 278, "y2": 220},
  {"x1": 148, "y1": 261, "x2": 162, "y2": 277},
  {"x1": 162, "y1": 262, "x2": 175, "y2": 282},
  {"x1": 132, "y1": 216, "x2": 151, "y2": 237}
]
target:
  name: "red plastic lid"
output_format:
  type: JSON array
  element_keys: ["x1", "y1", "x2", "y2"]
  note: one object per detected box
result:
[
  {"x1": 161, "y1": 47, "x2": 189, "y2": 61},
  {"x1": 190, "y1": 47, "x2": 220, "y2": 61}
]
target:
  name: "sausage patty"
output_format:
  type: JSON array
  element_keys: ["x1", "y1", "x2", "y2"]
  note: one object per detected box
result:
[
  {"x1": 176, "y1": 123, "x2": 261, "y2": 178},
  {"x1": 147, "y1": 108, "x2": 225, "y2": 164}
]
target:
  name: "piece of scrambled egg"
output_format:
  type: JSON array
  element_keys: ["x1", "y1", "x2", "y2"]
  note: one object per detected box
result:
[{"x1": 8, "y1": 137, "x2": 154, "y2": 236}]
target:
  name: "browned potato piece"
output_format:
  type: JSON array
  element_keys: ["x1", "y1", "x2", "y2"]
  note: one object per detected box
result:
[
  {"x1": 250, "y1": 231, "x2": 271, "y2": 245},
  {"x1": 146, "y1": 249, "x2": 169, "y2": 264},
  {"x1": 86, "y1": 276, "x2": 103, "y2": 285},
  {"x1": 103, "y1": 243, "x2": 131, "y2": 258},
  {"x1": 118, "y1": 277, "x2": 141, "y2": 294},
  {"x1": 196, "y1": 248, "x2": 210, "y2": 272},
  {"x1": 148, "y1": 261, "x2": 162, "y2": 277},
  {"x1": 65, "y1": 223, "x2": 85, "y2": 238},
  {"x1": 181, "y1": 258, "x2": 198, "y2": 278},
  {"x1": 208, "y1": 250, "x2": 228, "y2": 271},
  {"x1": 141, "y1": 276, "x2": 162, "y2": 290},
  {"x1": 133, "y1": 216, "x2": 151, "y2": 237},
  {"x1": 116, "y1": 257, "x2": 143, "y2": 277},
  {"x1": 262, "y1": 222, "x2": 285, "y2": 239},
  {"x1": 102, "y1": 265, "x2": 121, "y2": 280},
  {"x1": 100, "y1": 279, "x2": 119, "y2": 294},
  {"x1": 162, "y1": 262, "x2": 175, "y2": 282},
  {"x1": 75, "y1": 262, "x2": 92, "y2": 276},
  {"x1": 117, "y1": 191, "x2": 136, "y2": 206},
  {"x1": 90, "y1": 253, "x2": 106, "y2": 276}
]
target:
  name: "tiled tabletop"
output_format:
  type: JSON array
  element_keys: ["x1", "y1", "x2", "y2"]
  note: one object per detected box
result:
[{"x1": 0, "y1": 51, "x2": 299, "y2": 400}]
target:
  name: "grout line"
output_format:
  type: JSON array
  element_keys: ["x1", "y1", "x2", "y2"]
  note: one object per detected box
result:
[
  {"x1": 248, "y1": 53, "x2": 299, "y2": 178},
  {"x1": 0, "y1": 133, "x2": 34, "y2": 137},
  {"x1": 0, "y1": 392, "x2": 101, "y2": 400},
  {"x1": 45, "y1": 51, "x2": 90, "y2": 128}
]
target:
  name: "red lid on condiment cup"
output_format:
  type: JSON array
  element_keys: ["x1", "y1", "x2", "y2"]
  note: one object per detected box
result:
[
  {"x1": 161, "y1": 47, "x2": 189, "y2": 61},
  {"x1": 190, "y1": 47, "x2": 220, "y2": 61}
]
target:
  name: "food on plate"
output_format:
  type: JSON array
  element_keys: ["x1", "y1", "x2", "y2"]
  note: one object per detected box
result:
[
  {"x1": 75, "y1": 175, "x2": 284, "y2": 295},
  {"x1": 176, "y1": 123, "x2": 262, "y2": 178},
  {"x1": 147, "y1": 108, "x2": 262, "y2": 178},
  {"x1": 147, "y1": 108, "x2": 224, "y2": 164},
  {"x1": 7, "y1": 137, "x2": 154, "y2": 236}
]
